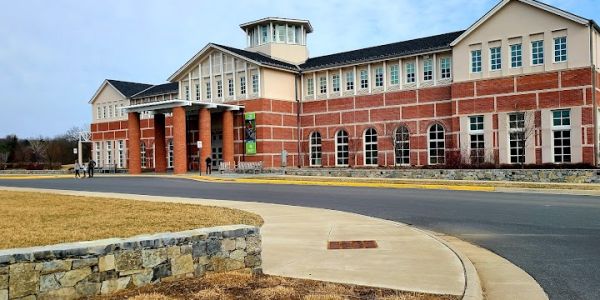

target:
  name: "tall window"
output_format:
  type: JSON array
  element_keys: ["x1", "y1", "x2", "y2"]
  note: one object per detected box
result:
[
  {"x1": 252, "y1": 74, "x2": 259, "y2": 93},
  {"x1": 332, "y1": 74, "x2": 340, "y2": 92},
  {"x1": 552, "y1": 109, "x2": 571, "y2": 163},
  {"x1": 406, "y1": 62, "x2": 415, "y2": 83},
  {"x1": 97, "y1": 107, "x2": 102, "y2": 119},
  {"x1": 94, "y1": 142, "x2": 101, "y2": 165},
  {"x1": 360, "y1": 70, "x2": 368, "y2": 89},
  {"x1": 105, "y1": 141, "x2": 113, "y2": 166},
  {"x1": 375, "y1": 67, "x2": 384, "y2": 87},
  {"x1": 428, "y1": 124, "x2": 445, "y2": 165},
  {"x1": 490, "y1": 47, "x2": 502, "y2": 70},
  {"x1": 260, "y1": 26, "x2": 268, "y2": 44},
  {"x1": 307, "y1": 78, "x2": 314, "y2": 96},
  {"x1": 240, "y1": 77, "x2": 246, "y2": 95},
  {"x1": 103, "y1": 106, "x2": 107, "y2": 119},
  {"x1": 167, "y1": 139, "x2": 174, "y2": 168},
  {"x1": 440, "y1": 58, "x2": 451, "y2": 79},
  {"x1": 511, "y1": 44, "x2": 522, "y2": 68},
  {"x1": 216, "y1": 80, "x2": 223, "y2": 98},
  {"x1": 108, "y1": 105, "x2": 113, "y2": 118},
  {"x1": 228, "y1": 79, "x2": 234, "y2": 96},
  {"x1": 346, "y1": 72, "x2": 354, "y2": 90},
  {"x1": 554, "y1": 37, "x2": 567, "y2": 62},
  {"x1": 423, "y1": 59, "x2": 433, "y2": 81},
  {"x1": 205, "y1": 82, "x2": 211, "y2": 99},
  {"x1": 469, "y1": 116, "x2": 485, "y2": 164},
  {"x1": 287, "y1": 25, "x2": 296, "y2": 44},
  {"x1": 185, "y1": 85, "x2": 190, "y2": 100},
  {"x1": 471, "y1": 50, "x2": 482, "y2": 73},
  {"x1": 509, "y1": 113, "x2": 525, "y2": 164},
  {"x1": 140, "y1": 142, "x2": 146, "y2": 168},
  {"x1": 195, "y1": 83, "x2": 200, "y2": 100},
  {"x1": 364, "y1": 128, "x2": 378, "y2": 166},
  {"x1": 335, "y1": 130, "x2": 349, "y2": 166},
  {"x1": 310, "y1": 132, "x2": 322, "y2": 166},
  {"x1": 532, "y1": 40, "x2": 544, "y2": 65},
  {"x1": 117, "y1": 140, "x2": 125, "y2": 168},
  {"x1": 276, "y1": 25, "x2": 286, "y2": 42},
  {"x1": 319, "y1": 76, "x2": 327, "y2": 94},
  {"x1": 390, "y1": 64, "x2": 399, "y2": 85},
  {"x1": 395, "y1": 126, "x2": 410, "y2": 166}
]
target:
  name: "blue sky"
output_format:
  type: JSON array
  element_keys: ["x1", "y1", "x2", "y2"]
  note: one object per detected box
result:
[{"x1": 0, "y1": 0, "x2": 598, "y2": 138}]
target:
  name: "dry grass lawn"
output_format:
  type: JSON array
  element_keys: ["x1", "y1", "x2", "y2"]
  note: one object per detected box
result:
[
  {"x1": 0, "y1": 190, "x2": 263, "y2": 249},
  {"x1": 95, "y1": 270, "x2": 460, "y2": 300}
]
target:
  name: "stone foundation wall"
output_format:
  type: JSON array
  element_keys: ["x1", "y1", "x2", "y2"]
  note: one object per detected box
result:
[
  {"x1": 0, "y1": 225, "x2": 261, "y2": 300},
  {"x1": 0, "y1": 170, "x2": 68, "y2": 175},
  {"x1": 279, "y1": 168, "x2": 600, "y2": 183}
]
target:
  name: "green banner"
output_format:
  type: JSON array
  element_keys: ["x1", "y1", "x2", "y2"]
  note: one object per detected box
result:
[{"x1": 244, "y1": 112, "x2": 256, "y2": 155}]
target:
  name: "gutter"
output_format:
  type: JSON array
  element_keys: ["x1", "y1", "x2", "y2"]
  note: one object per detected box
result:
[{"x1": 590, "y1": 20, "x2": 598, "y2": 167}]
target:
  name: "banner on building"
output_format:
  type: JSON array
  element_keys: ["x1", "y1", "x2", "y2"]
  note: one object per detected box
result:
[{"x1": 244, "y1": 112, "x2": 256, "y2": 155}]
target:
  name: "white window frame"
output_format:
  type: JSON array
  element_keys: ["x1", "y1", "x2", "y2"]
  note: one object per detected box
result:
[
  {"x1": 345, "y1": 72, "x2": 354, "y2": 90},
  {"x1": 185, "y1": 85, "x2": 190, "y2": 100},
  {"x1": 440, "y1": 58, "x2": 451, "y2": 79},
  {"x1": 307, "y1": 77, "x2": 314, "y2": 96},
  {"x1": 167, "y1": 139, "x2": 174, "y2": 168},
  {"x1": 335, "y1": 130, "x2": 349, "y2": 167},
  {"x1": 394, "y1": 126, "x2": 410, "y2": 166},
  {"x1": 319, "y1": 76, "x2": 327, "y2": 94},
  {"x1": 94, "y1": 142, "x2": 102, "y2": 166},
  {"x1": 469, "y1": 115, "x2": 485, "y2": 164},
  {"x1": 332, "y1": 74, "x2": 340, "y2": 92},
  {"x1": 117, "y1": 140, "x2": 125, "y2": 168},
  {"x1": 360, "y1": 69, "x2": 368, "y2": 89},
  {"x1": 240, "y1": 77, "x2": 246, "y2": 95},
  {"x1": 216, "y1": 80, "x2": 223, "y2": 98},
  {"x1": 428, "y1": 124, "x2": 445, "y2": 165},
  {"x1": 390, "y1": 64, "x2": 400, "y2": 85},
  {"x1": 140, "y1": 142, "x2": 146, "y2": 168},
  {"x1": 363, "y1": 128, "x2": 378, "y2": 166},
  {"x1": 252, "y1": 74, "x2": 259, "y2": 94},
  {"x1": 405, "y1": 62, "x2": 416, "y2": 83},
  {"x1": 552, "y1": 109, "x2": 571, "y2": 163},
  {"x1": 510, "y1": 44, "x2": 522, "y2": 68},
  {"x1": 508, "y1": 112, "x2": 526, "y2": 164},
  {"x1": 228, "y1": 78, "x2": 234, "y2": 96},
  {"x1": 423, "y1": 59, "x2": 433, "y2": 81},
  {"x1": 490, "y1": 47, "x2": 502, "y2": 71},
  {"x1": 554, "y1": 37, "x2": 567, "y2": 63},
  {"x1": 532, "y1": 40, "x2": 544, "y2": 65},
  {"x1": 471, "y1": 50, "x2": 482, "y2": 73},
  {"x1": 375, "y1": 67, "x2": 384, "y2": 87},
  {"x1": 309, "y1": 131, "x2": 322, "y2": 167},
  {"x1": 205, "y1": 82, "x2": 211, "y2": 99},
  {"x1": 105, "y1": 141, "x2": 113, "y2": 166}
]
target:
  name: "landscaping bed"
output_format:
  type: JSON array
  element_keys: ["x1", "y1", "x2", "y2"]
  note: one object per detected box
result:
[
  {"x1": 0, "y1": 190, "x2": 263, "y2": 249},
  {"x1": 95, "y1": 270, "x2": 459, "y2": 300}
]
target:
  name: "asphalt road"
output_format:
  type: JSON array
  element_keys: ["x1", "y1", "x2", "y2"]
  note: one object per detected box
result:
[{"x1": 1, "y1": 177, "x2": 599, "y2": 300}]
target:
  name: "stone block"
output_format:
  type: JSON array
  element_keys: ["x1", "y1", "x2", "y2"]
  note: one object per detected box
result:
[
  {"x1": 192, "y1": 241, "x2": 207, "y2": 258},
  {"x1": 0, "y1": 275, "x2": 6, "y2": 290},
  {"x1": 171, "y1": 254, "x2": 194, "y2": 276},
  {"x1": 221, "y1": 239, "x2": 236, "y2": 252},
  {"x1": 9, "y1": 263, "x2": 38, "y2": 299},
  {"x1": 142, "y1": 249, "x2": 167, "y2": 268},
  {"x1": 0, "y1": 289, "x2": 6, "y2": 300},
  {"x1": 38, "y1": 287, "x2": 77, "y2": 300},
  {"x1": 72, "y1": 257, "x2": 98, "y2": 269},
  {"x1": 100, "y1": 277, "x2": 131, "y2": 294},
  {"x1": 151, "y1": 263, "x2": 171, "y2": 282},
  {"x1": 206, "y1": 239, "x2": 220, "y2": 255},
  {"x1": 115, "y1": 250, "x2": 143, "y2": 271},
  {"x1": 245, "y1": 255, "x2": 261, "y2": 268},
  {"x1": 235, "y1": 238, "x2": 246, "y2": 250},
  {"x1": 98, "y1": 255, "x2": 115, "y2": 272},
  {"x1": 39, "y1": 274, "x2": 61, "y2": 292},
  {"x1": 167, "y1": 246, "x2": 181, "y2": 259},
  {"x1": 40, "y1": 260, "x2": 71, "y2": 275},
  {"x1": 58, "y1": 267, "x2": 91, "y2": 287},
  {"x1": 246, "y1": 236, "x2": 261, "y2": 255},
  {"x1": 75, "y1": 281, "x2": 101, "y2": 297},
  {"x1": 194, "y1": 264, "x2": 205, "y2": 277},
  {"x1": 0, "y1": 267, "x2": 7, "y2": 275},
  {"x1": 131, "y1": 269, "x2": 153, "y2": 287},
  {"x1": 229, "y1": 250, "x2": 246, "y2": 262},
  {"x1": 180, "y1": 245, "x2": 193, "y2": 255},
  {"x1": 209, "y1": 257, "x2": 245, "y2": 272}
]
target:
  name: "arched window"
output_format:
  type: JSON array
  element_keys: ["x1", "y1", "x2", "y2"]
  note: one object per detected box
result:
[
  {"x1": 167, "y1": 139, "x2": 174, "y2": 168},
  {"x1": 140, "y1": 142, "x2": 146, "y2": 168},
  {"x1": 309, "y1": 132, "x2": 322, "y2": 166},
  {"x1": 335, "y1": 130, "x2": 349, "y2": 166},
  {"x1": 428, "y1": 124, "x2": 445, "y2": 165},
  {"x1": 395, "y1": 126, "x2": 410, "y2": 166},
  {"x1": 364, "y1": 128, "x2": 378, "y2": 166}
]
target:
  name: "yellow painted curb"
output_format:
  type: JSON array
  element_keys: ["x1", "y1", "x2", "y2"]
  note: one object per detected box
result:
[
  {"x1": 0, "y1": 175, "x2": 72, "y2": 180},
  {"x1": 185, "y1": 176, "x2": 495, "y2": 192}
]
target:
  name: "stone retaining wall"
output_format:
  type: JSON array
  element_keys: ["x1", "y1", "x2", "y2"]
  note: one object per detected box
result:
[
  {"x1": 0, "y1": 225, "x2": 261, "y2": 300},
  {"x1": 278, "y1": 168, "x2": 600, "y2": 183},
  {"x1": 0, "y1": 170, "x2": 68, "y2": 175}
]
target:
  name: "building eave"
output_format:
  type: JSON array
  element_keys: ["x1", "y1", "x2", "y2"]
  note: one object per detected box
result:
[{"x1": 88, "y1": 80, "x2": 127, "y2": 104}]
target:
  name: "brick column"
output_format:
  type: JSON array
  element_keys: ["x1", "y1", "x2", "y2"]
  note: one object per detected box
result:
[
  {"x1": 154, "y1": 113, "x2": 167, "y2": 173},
  {"x1": 172, "y1": 106, "x2": 188, "y2": 174},
  {"x1": 127, "y1": 112, "x2": 142, "y2": 175},
  {"x1": 222, "y1": 110, "x2": 234, "y2": 168},
  {"x1": 199, "y1": 108, "x2": 212, "y2": 174}
]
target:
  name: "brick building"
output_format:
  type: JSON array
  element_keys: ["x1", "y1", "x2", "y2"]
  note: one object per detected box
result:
[{"x1": 89, "y1": 0, "x2": 600, "y2": 174}]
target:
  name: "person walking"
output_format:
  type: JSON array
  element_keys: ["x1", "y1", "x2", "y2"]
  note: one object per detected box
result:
[
  {"x1": 205, "y1": 156, "x2": 212, "y2": 175},
  {"x1": 88, "y1": 160, "x2": 96, "y2": 178},
  {"x1": 82, "y1": 163, "x2": 88, "y2": 178},
  {"x1": 74, "y1": 161, "x2": 81, "y2": 178}
]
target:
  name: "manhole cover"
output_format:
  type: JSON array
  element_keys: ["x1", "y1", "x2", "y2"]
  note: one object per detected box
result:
[{"x1": 327, "y1": 240, "x2": 378, "y2": 250}]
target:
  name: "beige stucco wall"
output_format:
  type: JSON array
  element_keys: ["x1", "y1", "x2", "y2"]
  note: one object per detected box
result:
[
  {"x1": 91, "y1": 83, "x2": 129, "y2": 122},
  {"x1": 251, "y1": 43, "x2": 309, "y2": 65},
  {"x1": 262, "y1": 68, "x2": 296, "y2": 101},
  {"x1": 453, "y1": 0, "x2": 591, "y2": 82},
  {"x1": 594, "y1": 29, "x2": 600, "y2": 67}
]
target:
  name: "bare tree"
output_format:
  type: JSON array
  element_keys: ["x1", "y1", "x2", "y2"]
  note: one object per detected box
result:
[
  {"x1": 0, "y1": 151, "x2": 8, "y2": 170},
  {"x1": 510, "y1": 106, "x2": 536, "y2": 169},
  {"x1": 64, "y1": 125, "x2": 89, "y2": 142},
  {"x1": 29, "y1": 139, "x2": 48, "y2": 163}
]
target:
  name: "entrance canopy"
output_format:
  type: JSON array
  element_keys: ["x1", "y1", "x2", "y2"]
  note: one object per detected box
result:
[{"x1": 122, "y1": 99, "x2": 243, "y2": 115}]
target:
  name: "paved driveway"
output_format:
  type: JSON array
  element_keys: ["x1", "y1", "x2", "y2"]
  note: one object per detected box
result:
[{"x1": 1, "y1": 177, "x2": 599, "y2": 300}]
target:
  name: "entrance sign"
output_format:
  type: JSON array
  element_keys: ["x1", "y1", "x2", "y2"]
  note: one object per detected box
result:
[{"x1": 244, "y1": 112, "x2": 256, "y2": 155}]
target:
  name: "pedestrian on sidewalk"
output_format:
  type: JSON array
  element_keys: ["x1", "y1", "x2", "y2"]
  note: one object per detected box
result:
[
  {"x1": 88, "y1": 159, "x2": 96, "y2": 178},
  {"x1": 74, "y1": 161, "x2": 81, "y2": 178},
  {"x1": 82, "y1": 164, "x2": 88, "y2": 178},
  {"x1": 205, "y1": 156, "x2": 212, "y2": 175}
]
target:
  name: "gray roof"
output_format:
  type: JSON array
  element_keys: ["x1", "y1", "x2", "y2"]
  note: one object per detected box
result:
[
  {"x1": 106, "y1": 80, "x2": 153, "y2": 97},
  {"x1": 131, "y1": 82, "x2": 179, "y2": 99}
]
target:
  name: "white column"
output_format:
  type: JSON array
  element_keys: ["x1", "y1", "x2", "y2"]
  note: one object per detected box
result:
[
  {"x1": 220, "y1": 52, "x2": 224, "y2": 102},
  {"x1": 178, "y1": 80, "x2": 183, "y2": 100},
  {"x1": 326, "y1": 70, "x2": 330, "y2": 99},
  {"x1": 312, "y1": 72, "x2": 316, "y2": 100},
  {"x1": 398, "y1": 58, "x2": 403, "y2": 90},
  {"x1": 383, "y1": 61, "x2": 387, "y2": 92},
  {"x1": 301, "y1": 74, "x2": 304, "y2": 101},
  {"x1": 367, "y1": 64, "x2": 372, "y2": 94},
  {"x1": 415, "y1": 56, "x2": 420, "y2": 88},
  {"x1": 244, "y1": 62, "x2": 249, "y2": 99},
  {"x1": 433, "y1": 53, "x2": 438, "y2": 86},
  {"x1": 339, "y1": 69, "x2": 343, "y2": 97},
  {"x1": 233, "y1": 58, "x2": 237, "y2": 101},
  {"x1": 198, "y1": 62, "x2": 202, "y2": 101},
  {"x1": 257, "y1": 68, "x2": 261, "y2": 97},
  {"x1": 209, "y1": 54, "x2": 214, "y2": 102},
  {"x1": 353, "y1": 66, "x2": 357, "y2": 96},
  {"x1": 270, "y1": 22, "x2": 273, "y2": 42},
  {"x1": 188, "y1": 72, "x2": 192, "y2": 101}
]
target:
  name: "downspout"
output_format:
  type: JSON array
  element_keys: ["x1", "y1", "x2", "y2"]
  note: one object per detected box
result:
[
  {"x1": 590, "y1": 21, "x2": 598, "y2": 167},
  {"x1": 295, "y1": 72, "x2": 302, "y2": 168}
]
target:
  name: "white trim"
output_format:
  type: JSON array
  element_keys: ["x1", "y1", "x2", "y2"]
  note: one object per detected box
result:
[
  {"x1": 334, "y1": 129, "x2": 349, "y2": 167},
  {"x1": 88, "y1": 80, "x2": 127, "y2": 104},
  {"x1": 451, "y1": 0, "x2": 589, "y2": 47}
]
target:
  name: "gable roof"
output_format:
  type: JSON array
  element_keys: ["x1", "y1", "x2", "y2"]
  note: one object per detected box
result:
[
  {"x1": 451, "y1": 0, "x2": 594, "y2": 47},
  {"x1": 131, "y1": 82, "x2": 179, "y2": 99},
  {"x1": 88, "y1": 79, "x2": 153, "y2": 104},
  {"x1": 300, "y1": 31, "x2": 464, "y2": 71}
]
